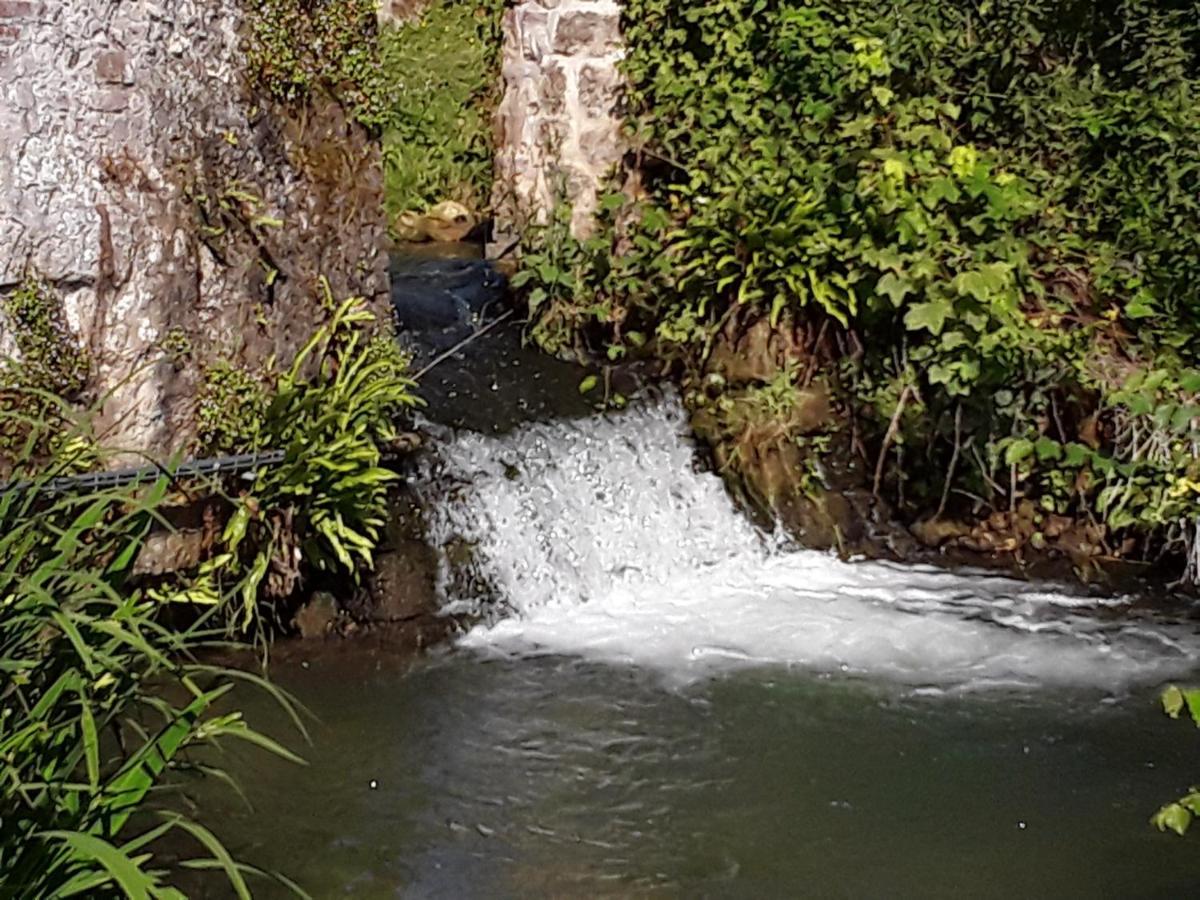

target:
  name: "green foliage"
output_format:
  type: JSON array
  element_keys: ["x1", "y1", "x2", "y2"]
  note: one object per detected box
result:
[
  {"x1": 181, "y1": 290, "x2": 420, "y2": 638},
  {"x1": 196, "y1": 361, "x2": 269, "y2": 455},
  {"x1": 1, "y1": 273, "x2": 89, "y2": 399},
  {"x1": 0, "y1": 273, "x2": 92, "y2": 469},
  {"x1": 512, "y1": 195, "x2": 671, "y2": 356},
  {"x1": 1153, "y1": 685, "x2": 1200, "y2": 837},
  {"x1": 516, "y1": 0, "x2": 1200, "y2": 566},
  {"x1": 0, "y1": 408, "x2": 303, "y2": 897},
  {"x1": 378, "y1": 1, "x2": 505, "y2": 221},
  {"x1": 246, "y1": 0, "x2": 389, "y2": 127}
]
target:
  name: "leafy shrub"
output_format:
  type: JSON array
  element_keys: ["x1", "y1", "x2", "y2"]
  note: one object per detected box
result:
[
  {"x1": 517, "y1": 0, "x2": 1200, "y2": 568},
  {"x1": 184, "y1": 291, "x2": 420, "y2": 637}
]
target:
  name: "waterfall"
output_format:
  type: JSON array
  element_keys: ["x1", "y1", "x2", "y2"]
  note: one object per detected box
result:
[{"x1": 416, "y1": 397, "x2": 1200, "y2": 691}]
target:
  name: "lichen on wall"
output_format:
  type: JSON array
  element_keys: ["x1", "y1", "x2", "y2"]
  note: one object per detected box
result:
[{"x1": 0, "y1": 0, "x2": 389, "y2": 458}]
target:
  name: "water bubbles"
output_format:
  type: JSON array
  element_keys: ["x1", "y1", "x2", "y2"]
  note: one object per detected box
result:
[{"x1": 418, "y1": 394, "x2": 1200, "y2": 692}]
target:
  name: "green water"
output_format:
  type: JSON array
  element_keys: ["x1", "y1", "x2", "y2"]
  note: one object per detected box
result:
[{"x1": 187, "y1": 646, "x2": 1200, "y2": 898}]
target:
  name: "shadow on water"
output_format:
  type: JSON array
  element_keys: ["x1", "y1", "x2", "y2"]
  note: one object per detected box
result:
[{"x1": 388, "y1": 243, "x2": 599, "y2": 435}]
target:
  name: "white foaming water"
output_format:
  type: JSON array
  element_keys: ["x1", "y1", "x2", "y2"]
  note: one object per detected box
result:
[{"x1": 419, "y1": 399, "x2": 1200, "y2": 691}]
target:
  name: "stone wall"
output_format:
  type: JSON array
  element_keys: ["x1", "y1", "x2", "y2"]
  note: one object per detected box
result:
[
  {"x1": 0, "y1": 0, "x2": 389, "y2": 457},
  {"x1": 491, "y1": 0, "x2": 625, "y2": 247}
]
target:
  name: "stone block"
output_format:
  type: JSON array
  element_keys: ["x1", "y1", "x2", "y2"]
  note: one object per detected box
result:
[
  {"x1": 538, "y1": 59, "x2": 569, "y2": 115},
  {"x1": 577, "y1": 61, "x2": 621, "y2": 118},
  {"x1": 493, "y1": 0, "x2": 628, "y2": 243},
  {"x1": 553, "y1": 9, "x2": 621, "y2": 56},
  {"x1": 90, "y1": 88, "x2": 130, "y2": 112},
  {"x1": 0, "y1": 2, "x2": 36, "y2": 18},
  {"x1": 579, "y1": 121, "x2": 623, "y2": 169},
  {"x1": 95, "y1": 49, "x2": 131, "y2": 84},
  {"x1": 518, "y1": 4, "x2": 551, "y2": 61}
]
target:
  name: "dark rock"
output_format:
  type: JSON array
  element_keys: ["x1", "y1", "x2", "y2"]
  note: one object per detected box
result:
[
  {"x1": 389, "y1": 257, "x2": 507, "y2": 334},
  {"x1": 343, "y1": 485, "x2": 442, "y2": 625},
  {"x1": 368, "y1": 539, "x2": 440, "y2": 622}
]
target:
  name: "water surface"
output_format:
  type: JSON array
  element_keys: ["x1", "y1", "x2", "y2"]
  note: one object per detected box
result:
[
  {"x1": 197, "y1": 651, "x2": 1198, "y2": 898},
  {"x1": 195, "y1": 397, "x2": 1200, "y2": 897}
]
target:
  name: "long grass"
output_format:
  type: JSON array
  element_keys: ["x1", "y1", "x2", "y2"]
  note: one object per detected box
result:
[{"x1": 0, "y1": 398, "x2": 306, "y2": 898}]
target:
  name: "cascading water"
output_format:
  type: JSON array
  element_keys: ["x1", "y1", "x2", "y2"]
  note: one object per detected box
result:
[
  {"x1": 197, "y1": 393, "x2": 1200, "y2": 898},
  {"x1": 418, "y1": 397, "x2": 1200, "y2": 692}
]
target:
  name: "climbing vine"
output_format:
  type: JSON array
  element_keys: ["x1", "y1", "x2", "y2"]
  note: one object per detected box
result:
[
  {"x1": 246, "y1": 0, "x2": 390, "y2": 127},
  {"x1": 0, "y1": 273, "x2": 91, "y2": 470}
]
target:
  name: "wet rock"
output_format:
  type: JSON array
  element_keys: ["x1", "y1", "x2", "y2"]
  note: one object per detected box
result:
[
  {"x1": 343, "y1": 486, "x2": 442, "y2": 626},
  {"x1": 389, "y1": 257, "x2": 506, "y2": 333},
  {"x1": 911, "y1": 517, "x2": 972, "y2": 549},
  {"x1": 368, "y1": 540, "x2": 440, "y2": 622},
  {"x1": 132, "y1": 497, "x2": 223, "y2": 576}
]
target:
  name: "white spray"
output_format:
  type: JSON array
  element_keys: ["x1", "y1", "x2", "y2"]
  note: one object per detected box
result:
[{"x1": 418, "y1": 399, "x2": 1200, "y2": 691}]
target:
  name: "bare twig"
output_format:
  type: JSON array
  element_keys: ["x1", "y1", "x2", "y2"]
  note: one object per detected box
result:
[
  {"x1": 937, "y1": 403, "x2": 963, "y2": 518},
  {"x1": 413, "y1": 310, "x2": 515, "y2": 381},
  {"x1": 873, "y1": 383, "x2": 913, "y2": 498},
  {"x1": 970, "y1": 441, "x2": 1005, "y2": 500}
]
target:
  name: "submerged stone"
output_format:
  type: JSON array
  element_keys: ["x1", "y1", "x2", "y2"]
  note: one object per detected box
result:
[{"x1": 389, "y1": 257, "x2": 507, "y2": 334}]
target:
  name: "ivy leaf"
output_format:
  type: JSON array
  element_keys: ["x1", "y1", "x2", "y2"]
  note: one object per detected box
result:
[
  {"x1": 877, "y1": 272, "x2": 914, "y2": 307},
  {"x1": 1004, "y1": 438, "x2": 1035, "y2": 465},
  {"x1": 953, "y1": 264, "x2": 1010, "y2": 303},
  {"x1": 922, "y1": 176, "x2": 962, "y2": 209},
  {"x1": 600, "y1": 192, "x2": 627, "y2": 212},
  {"x1": 1152, "y1": 802, "x2": 1192, "y2": 836},
  {"x1": 1063, "y1": 443, "x2": 1092, "y2": 467},
  {"x1": 940, "y1": 331, "x2": 969, "y2": 351},
  {"x1": 928, "y1": 362, "x2": 955, "y2": 386},
  {"x1": 1171, "y1": 405, "x2": 1199, "y2": 432},
  {"x1": 1125, "y1": 290, "x2": 1157, "y2": 320},
  {"x1": 904, "y1": 297, "x2": 953, "y2": 335},
  {"x1": 578, "y1": 375, "x2": 599, "y2": 395},
  {"x1": 1035, "y1": 437, "x2": 1062, "y2": 462}
]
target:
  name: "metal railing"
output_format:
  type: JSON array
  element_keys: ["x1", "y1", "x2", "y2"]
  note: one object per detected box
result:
[{"x1": 0, "y1": 450, "x2": 288, "y2": 498}]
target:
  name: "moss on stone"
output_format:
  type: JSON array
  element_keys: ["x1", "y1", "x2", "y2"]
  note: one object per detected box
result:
[
  {"x1": 0, "y1": 273, "x2": 89, "y2": 399},
  {"x1": 195, "y1": 360, "x2": 269, "y2": 454},
  {"x1": 0, "y1": 273, "x2": 91, "y2": 469},
  {"x1": 244, "y1": 0, "x2": 389, "y2": 127}
]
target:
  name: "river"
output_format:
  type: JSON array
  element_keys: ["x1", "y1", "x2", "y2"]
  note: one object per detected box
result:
[{"x1": 189, "y1": 389, "x2": 1200, "y2": 898}]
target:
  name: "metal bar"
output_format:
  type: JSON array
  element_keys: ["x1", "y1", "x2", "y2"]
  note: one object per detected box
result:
[{"x1": 0, "y1": 450, "x2": 289, "y2": 498}]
